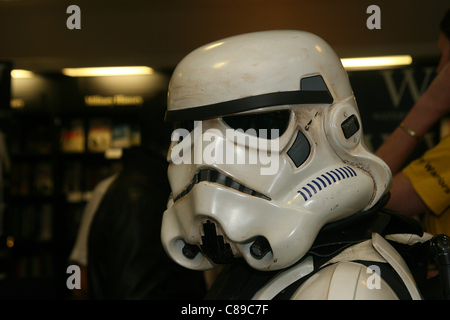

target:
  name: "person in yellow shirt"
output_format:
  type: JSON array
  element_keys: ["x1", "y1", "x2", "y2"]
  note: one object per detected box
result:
[
  {"x1": 376, "y1": 9, "x2": 450, "y2": 236},
  {"x1": 402, "y1": 135, "x2": 450, "y2": 235}
]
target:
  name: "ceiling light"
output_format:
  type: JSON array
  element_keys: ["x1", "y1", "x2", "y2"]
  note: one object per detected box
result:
[
  {"x1": 62, "y1": 66, "x2": 153, "y2": 77},
  {"x1": 340, "y1": 55, "x2": 413, "y2": 70},
  {"x1": 11, "y1": 69, "x2": 35, "y2": 78}
]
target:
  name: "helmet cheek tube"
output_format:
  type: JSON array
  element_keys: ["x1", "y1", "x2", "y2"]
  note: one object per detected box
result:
[
  {"x1": 250, "y1": 236, "x2": 272, "y2": 260},
  {"x1": 182, "y1": 243, "x2": 201, "y2": 260}
]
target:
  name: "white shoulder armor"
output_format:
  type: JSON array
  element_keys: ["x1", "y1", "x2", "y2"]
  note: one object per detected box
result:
[
  {"x1": 291, "y1": 261, "x2": 399, "y2": 300},
  {"x1": 252, "y1": 233, "x2": 422, "y2": 300},
  {"x1": 290, "y1": 233, "x2": 422, "y2": 300}
]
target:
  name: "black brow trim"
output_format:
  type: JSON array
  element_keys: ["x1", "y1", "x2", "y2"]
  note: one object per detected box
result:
[{"x1": 165, "y1": 90, "x2": 333, "y2": 122}]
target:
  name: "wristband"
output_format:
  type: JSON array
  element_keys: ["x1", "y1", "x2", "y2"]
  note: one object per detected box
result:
[{"x1": 399, "y1": 122, "x2": 421, "y2": 141}]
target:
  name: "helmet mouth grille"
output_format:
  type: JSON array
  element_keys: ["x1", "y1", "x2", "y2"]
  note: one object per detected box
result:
[
  {"x1": 200, "y1": 220, "x2": 235, "y2": 264},
  {"x1": 174, "y1": 168, "x2": 271, "y2": 202}
]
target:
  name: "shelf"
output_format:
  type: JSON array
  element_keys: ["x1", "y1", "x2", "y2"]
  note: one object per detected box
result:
[
  {"x1": 58, "y1": 105, "x2": 143, "y2": 118},
  {"x1": 60, "y1": 150, "x2": 122, "y2": 161},
  {"x1": 5, "y1": 194, "x2": 62, "y2": 204},
  {"x1": 10, "y1": 153, "x2": 54, "y2": 161}
]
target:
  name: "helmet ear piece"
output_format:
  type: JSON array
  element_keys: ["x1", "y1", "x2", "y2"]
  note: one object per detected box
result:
[
  {"x1": 324, "y1": 101, "x2": 362, "y2": 153},
  {"x1": 324, "y1": 99, "x2": 393, "y2": 210}
]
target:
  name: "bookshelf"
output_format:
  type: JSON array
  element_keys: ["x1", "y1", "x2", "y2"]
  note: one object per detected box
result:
[{"x1": 0, "y1": 70, "x2": 171, "y2": 299}]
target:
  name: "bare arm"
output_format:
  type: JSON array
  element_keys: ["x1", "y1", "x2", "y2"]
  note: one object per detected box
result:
[
  {"x1": 386, "y1": 172, "x2": 428, "y2": 216},
  {"x1": 376, "y1": 62, "x2": 450, "y2": 175},
  {"x1": 376, "y1": 62, "x2": 450, "y2": 214}
]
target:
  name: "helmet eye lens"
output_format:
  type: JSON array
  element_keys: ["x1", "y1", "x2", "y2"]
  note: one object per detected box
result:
[{"x1": 222, "y1": 110, "x2": 290, "y2": 139}]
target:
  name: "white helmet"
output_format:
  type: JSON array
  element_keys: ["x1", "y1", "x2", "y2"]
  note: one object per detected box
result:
[{"x1": 161, "y1": 30, "x2": 392, "y2": 271}]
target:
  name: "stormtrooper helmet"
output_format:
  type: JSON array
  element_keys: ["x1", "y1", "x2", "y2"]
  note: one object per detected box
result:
[{"x1": 161, "y1": 30, "x2": 392, "y2": 271}]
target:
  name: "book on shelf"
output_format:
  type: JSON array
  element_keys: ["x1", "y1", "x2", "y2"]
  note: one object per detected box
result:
[
  {"x1": 4, "y1": 204, "x2": 53, "y2": 242},
  {"x1": 33, "y1": 162, "x2": 53, "y2": 196},
  {"x1": 10, "y1": 162, "x2": 54, "y2": 196},
  {"x1": 63, "y1": 161, "x2": 82, "y2": 195},
  {"x1": 111, "y1": 124, "x2": 131, "y2": 148},
  {"x1": 25, "y1": 124, "x2": 53, "y2": 154},
  {"x1": 88, "y1": 118, "x2": 112, "y2": 153},
  {"x1": 60, "y1": 119, "x2": 85, "y2": 153},
  {"x1": 12, "y1": 252, "x2": 54, "y2": 278},
  {"x1": 38, "y1": 204, "x2": 52, "y2": 242},
  {"x1": 130, "y1": 124, "x2": 141, "y2": 147},
  {"x1": 110, "y1": 123, "x2": 141, "y2": 149},
  {"x1": 10, "y1": 163, "x2": 31, "y2": 196},
  {"x1": 63, "y1": 161, "x2": 122, "y2": 200}
]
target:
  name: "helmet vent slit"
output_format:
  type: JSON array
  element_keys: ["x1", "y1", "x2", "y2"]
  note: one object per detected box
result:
[{"x1": 298, "y1": 166, "x2": 357, "y2": 201}]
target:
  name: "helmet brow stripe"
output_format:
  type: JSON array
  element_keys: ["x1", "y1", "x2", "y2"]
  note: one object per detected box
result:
[{"x1": 165, "y1": 90, "x2": 333, "y2": 122}]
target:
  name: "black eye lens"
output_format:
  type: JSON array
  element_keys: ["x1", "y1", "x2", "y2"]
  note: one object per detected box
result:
[{"x1": 222, "y1": 110, "x2": 290, "y2": 139}]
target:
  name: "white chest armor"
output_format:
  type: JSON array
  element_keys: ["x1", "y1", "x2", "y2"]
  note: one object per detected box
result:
[{"x1": 253, "y1": 233, "x2": 422, "y2": 300}]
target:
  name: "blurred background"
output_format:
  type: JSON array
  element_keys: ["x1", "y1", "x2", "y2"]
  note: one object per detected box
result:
[{"x1": 0, "y1": 0, "x2": 448, "y2": 299}]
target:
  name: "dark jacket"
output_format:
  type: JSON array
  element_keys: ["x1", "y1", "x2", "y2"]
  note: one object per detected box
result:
[{"x1": 88, "y1": 147, "x2": 206, "y2": 299}]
